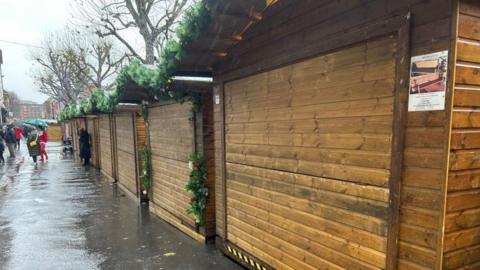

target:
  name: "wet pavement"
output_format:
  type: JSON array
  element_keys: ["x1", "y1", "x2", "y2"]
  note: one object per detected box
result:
[{"x1": 0, "y1": 143, "x2": 241, "y2": 270}]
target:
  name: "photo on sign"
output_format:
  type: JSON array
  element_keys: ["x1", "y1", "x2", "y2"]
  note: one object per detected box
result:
[{"x1": 408, "y1": 50, "x2": 448, "y2": 112}]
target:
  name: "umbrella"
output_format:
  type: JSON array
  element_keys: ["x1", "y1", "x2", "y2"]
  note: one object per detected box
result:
[
  {"x1": 22, "y1": 123, "x2": 36, "y2": 132},
  {"x1": 24, "y1": 119, "x2": 49, "y2": 128}
]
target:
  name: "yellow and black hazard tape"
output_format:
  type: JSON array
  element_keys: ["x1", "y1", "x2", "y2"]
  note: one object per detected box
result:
[{"x1": 226, "y1": 245, "x2": 267, "y2": 270}]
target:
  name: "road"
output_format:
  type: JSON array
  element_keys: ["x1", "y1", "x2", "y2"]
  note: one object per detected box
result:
[{"x1": 0, "y1": 142, "x2": 241, "y2": 270}]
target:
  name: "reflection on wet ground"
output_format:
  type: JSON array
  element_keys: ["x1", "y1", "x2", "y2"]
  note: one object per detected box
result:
[{"x1": 0, "y1": 143, "x2": 241, "y2": 270}]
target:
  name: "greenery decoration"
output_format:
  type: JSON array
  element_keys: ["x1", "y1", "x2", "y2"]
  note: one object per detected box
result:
[
  {"x1": 185, "y1": 153, "x2": 208, "y2": 226},
  {"x1": 115, "y1": 59, "x2": 162, "y2": 98},
  {"x1": 140, "y1": 102, "x2": 149, "y2": 120},
  {"x1": 80, "y1": 97, "x2": 93, "y2": 114},
  {"x1": 140, "y1": 146, "x2": 151, "y2": 193},
  {"x1": 91, "y1": 89, "x2": 117, "y2": 113}
]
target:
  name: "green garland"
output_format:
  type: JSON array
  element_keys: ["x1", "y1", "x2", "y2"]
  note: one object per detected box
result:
[
  {"x1": 91, "y1": 89, "x2": 117, "y2": 113},
  {"x1": 140, "y1": 146, "x2": 151, "y2": 193},
  {"x1": 140, "y1": 102, "x2": 149, "y2": 120},
  {"x1": 80, "y1": 97, "x2": 93, "y2": 114},
  {"x1": 116, "y1": 59, "x2": 162, "y2": 98},
  {"x1": 185, "y1": 153, "x2": 208, "y2": 226},
  {"x1": 57, "y1": 89, "x2": 118, "y2": 121}
]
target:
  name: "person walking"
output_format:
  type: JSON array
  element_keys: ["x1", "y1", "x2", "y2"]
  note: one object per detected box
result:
[
  {"x1": 15, "y1": 127, "x2": 23, "y2": 150},
  {"x1": 27, "y1": 128, "x2": 40, "y2": 164},
  {"x1": 5, "y1": 127, "x2": 16, "y2": 158},
  {"x1": 79, "y1": 128, "x2": 91, "y2": 166},
  {"x1": 0, "y1": 137, "x2": 5, "y2": 164},
  {"x1": 39, "y1": 128, "x2": 48, "y2": 161},
  {"x1": 0, "y1": 128, "x2": 5, "y2": 164}
]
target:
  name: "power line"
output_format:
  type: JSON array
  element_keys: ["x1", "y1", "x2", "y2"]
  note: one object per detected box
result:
[{"x1": 0, "y1": 39, "x2": 46, "y2": 49}]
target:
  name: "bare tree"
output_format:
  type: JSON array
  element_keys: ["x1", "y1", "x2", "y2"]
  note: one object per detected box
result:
[
  {"x1": 30, "y1": 29, "x2": 125, "y2": 105},
  {"x1": 74, "y1": 0, "x2": 190, "y2": 64},
  {"x1": 31, "y1": 32, "x2": 89, "y2": 105},
  {"x1": 73, "y1": 33, "x2": 126, "y2": 90}
]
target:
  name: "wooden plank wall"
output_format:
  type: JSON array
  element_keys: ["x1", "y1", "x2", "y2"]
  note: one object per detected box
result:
[
  {"x1": 224, "y1": 36, "x2": 397, "y2": 270},
  {"x1": 114, "y1": 113, "x2": 138, "y2": 197},
  {"x1": 72, "y1": 121, "x2": 79, "y2": 157},
  {"x1": 47, "y1": 124, "x2": 62, "y2": 141},
  {"x1": 136, "y1": 115, "x2": 147, "y2": 188},
  {"x1": 213, "y1": 84, "x2": 226, "y2": 240},
  {"x1": 136, "y1": 115, "x2": 146, "y2": 151},
  {"x1": 148, "y1": 102, "x2": 198, "y2": 233},
  {"x1": 443, "y1": 1, "x2": 480, "y2": 269},
  {"x1": 111, "y1": 116, "x2": 119, "y2": 181},
  {"x1": 99, "y1": 115, "x2": 114, "y2": 179},
  {"x1": 200, "y1": 94, "x2": 216, "y2": 237},
  {"x1": 213, "y1": 1, "x2": 455, "y2": 269}
]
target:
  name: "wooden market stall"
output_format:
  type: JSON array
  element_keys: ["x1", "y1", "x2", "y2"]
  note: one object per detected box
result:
[
  {"x1": 114, "y1": 110, "x2": 138, "y2": 198},
  {"x1": 167, "y1": 0, "x2": 479, "y2": 269},
  {"x1": 79, "y1": 106, "x2": 146, "y2": 200},
  {"x1": 98, "y1": 114, "x2": 115, "y2": 181},
  {"x1": 147, "y1": 86, "x2": 216, "y2": 242},
  {"x1": 117, "y1": 78, "x2": 217, "y2": 241},
  {"x1": 92, "y1": 103, "x2": 146, "y2": 198}
]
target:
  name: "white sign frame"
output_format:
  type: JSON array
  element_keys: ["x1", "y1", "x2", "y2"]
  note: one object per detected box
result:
[{"x1": 408, "y1": 50, "x2": 449, "y2": 112}]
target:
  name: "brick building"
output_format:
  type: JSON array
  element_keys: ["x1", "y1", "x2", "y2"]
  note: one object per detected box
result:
[
  {"x1": 42, "y1": 98, "x2": 60, "y2": 119},
  {"x1": 13, "y1": 101, "x2": 43, "y2": 120}
]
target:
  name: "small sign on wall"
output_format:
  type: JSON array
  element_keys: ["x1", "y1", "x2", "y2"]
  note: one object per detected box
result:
[
  {"x1": 408, "y1": 50, "x2": 449, "y2": 112},
  {"x1": 215, "y1": 94, "x2": 220, "y2": 105}
]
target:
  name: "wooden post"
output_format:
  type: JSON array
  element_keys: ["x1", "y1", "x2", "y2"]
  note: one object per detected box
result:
[
  {"x1": 213, "y1": 80, "x2": 228, "y2": 241},
  {"x1": 132, "y1": 112, "x2": 140, "y2": 198},
  {"x1": 144, "y1": 104, "x2": 153, "y2": 202},
  {"x1": 435, "y1": 1, "x2": 459, "y2": 269},
  {"x1": 112, "y1": 114, "x2": 119, "y2": 182},
  {"x1": 95, "y1": 118, "x2": 101, "y2": 170},
  {"x1": 219, "y1": 81, "x2": 228, "y2": 239},
  {"x1": 385, "y1": 13, "x2": 411, "y2": 270}
]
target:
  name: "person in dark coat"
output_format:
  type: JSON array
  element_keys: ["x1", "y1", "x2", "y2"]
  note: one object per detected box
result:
[
  {"x1": 27, "y1": 129, "x2": 40, "y2": 164},
  {"x1": 5, "y1": 127, "x2": 16, "y2": 158},
  {"x1": 79, "y1": 128, "x2": 91, "y2": 166},
  {"x1": 0, "y1": 137, "x2": 5, "y2": 164}
]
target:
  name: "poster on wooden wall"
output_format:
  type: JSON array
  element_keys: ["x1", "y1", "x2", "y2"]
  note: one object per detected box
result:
[{"x1": 408, "y1": 50, "x2": 449, "y2": 111}]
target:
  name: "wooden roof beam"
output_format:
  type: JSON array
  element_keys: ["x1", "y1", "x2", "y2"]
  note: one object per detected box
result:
[
  {"x1": 186, "y1": 49, "x2": 228, "y2": 58},
  {"x1": 212, "y1": 8, "x2": 265, "y2": 26},
  {"x1": 194, "y1": 33, "x2": 242, "y2": 45}
]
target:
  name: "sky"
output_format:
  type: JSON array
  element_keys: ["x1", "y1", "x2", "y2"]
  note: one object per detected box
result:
[{"x1": 0, "y1": 0, "x2": 70, "y2": 103}]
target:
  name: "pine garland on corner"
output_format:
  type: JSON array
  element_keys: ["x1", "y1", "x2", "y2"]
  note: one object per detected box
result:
[
  {"x1": 185, "y1": 153, "x2": 208, "y2": 226},
  {"x1": 140, "y1": 146, "x2": 151, "y2": 195}
]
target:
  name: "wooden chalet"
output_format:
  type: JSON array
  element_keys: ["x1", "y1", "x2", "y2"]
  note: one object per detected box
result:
[
  {"x1": 119, "y1": 79, "x2": 217, "y2": 241},
  {"x1": 109, "y1": 104, "x2": 146, "y2": 200},
  {"x1": 168, "y1": 0, "x2": 480, "y2": 269},
  {"x1": 64, "y1": 104, "x2": 146, "y2": 202},
  {"x1": 97, "y1": 114, "x2": 115, "y2": 181}
]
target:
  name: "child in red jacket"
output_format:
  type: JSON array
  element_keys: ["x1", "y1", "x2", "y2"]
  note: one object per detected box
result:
[
  {"x1": 39, "y1": 128, "x2": 48, "y2": 161},
  {"x1": 15, "y1": 127, "x2": 23, "y2": 150}
]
